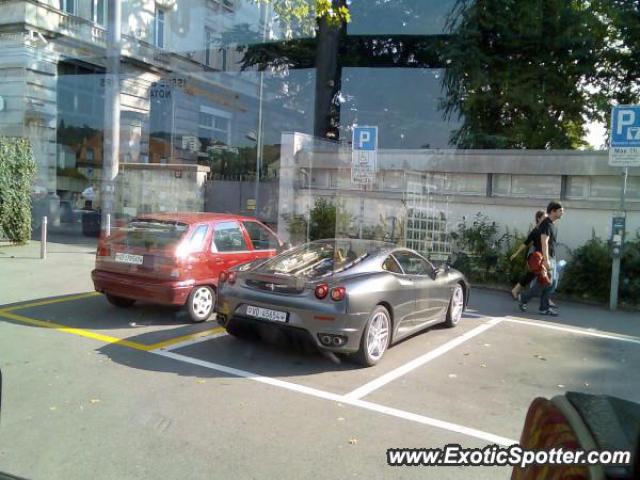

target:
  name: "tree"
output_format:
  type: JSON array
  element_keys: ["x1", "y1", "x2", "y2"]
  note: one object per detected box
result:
[
  {"x1": 440, "y1": 0, "x2": 611, "y2": 149},
  {"x1": 0, "y1": 138, "x2": 37, "y2": 244}
]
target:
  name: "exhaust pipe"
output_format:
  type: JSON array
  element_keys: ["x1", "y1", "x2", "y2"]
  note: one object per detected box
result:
[
  {"x1": 321, "y1": 335, "x2": 332, "y2": 345},
  {"x1": 332, "y1": 336, "x2": 343, "y2": 346}
]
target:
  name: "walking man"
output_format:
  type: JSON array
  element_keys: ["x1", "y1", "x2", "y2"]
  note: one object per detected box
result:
[{"x1": 519, "y1": 201, "x2": 564, "y2": 316}]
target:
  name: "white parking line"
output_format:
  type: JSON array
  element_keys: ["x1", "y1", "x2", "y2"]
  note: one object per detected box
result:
[
  {"x1": 152, "y1": 348, "x2": 517, "y2": 446},
  {"x1": 465, "y1": 312, "x2": 640, "y2": 345},
  {"x1": 343, "y1": 317, "x2": 503, "y2": 401},
  {"x1": 503, "y1": 317, "x2": 640, "y2": 346}
]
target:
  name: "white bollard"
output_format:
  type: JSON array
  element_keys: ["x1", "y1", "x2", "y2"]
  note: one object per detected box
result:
[{"x1": 40, "y1": 216, "x2": 47, "y2": 259}]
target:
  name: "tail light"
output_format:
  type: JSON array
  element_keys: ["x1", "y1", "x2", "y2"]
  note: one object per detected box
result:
[
  {"x1": 330, "y1": 286, "x2": 346, "y2": 301},
  {"x1": 97, "y1": 244, "x2": 111, "y2": 257},
  {"x1": 219, "y1": 271, "x2": 229, "y2": 283},
  {"x1": 315, "y1": 283, "x2": 329, "y2": 299},
  {"x1": 228, "y1": 271, "x2": 237, "y2": 284}
]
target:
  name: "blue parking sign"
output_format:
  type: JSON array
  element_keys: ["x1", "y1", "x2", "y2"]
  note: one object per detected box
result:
[
  {"x1": 609, "y1": 105, "x2": 640, "y2": 167},
  {"x1": 353, "y1": 126, "x2": 378, "y2": 151},
  {"x1": 611, "y1": 105, "x2": 640, "y2": 147}
]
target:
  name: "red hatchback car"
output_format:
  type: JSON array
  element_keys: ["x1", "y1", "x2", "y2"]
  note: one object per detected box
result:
[{"x1": 91, "y1": 213, "x2": 285, "y2": 322}]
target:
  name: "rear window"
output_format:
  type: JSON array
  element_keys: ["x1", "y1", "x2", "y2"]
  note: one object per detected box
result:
[
  {"x1": 113, "y1": 219, "x2": 189, "y2": 249},
  {"x1": 259, "y1": 240, "x2": 372, "y2": 279}
]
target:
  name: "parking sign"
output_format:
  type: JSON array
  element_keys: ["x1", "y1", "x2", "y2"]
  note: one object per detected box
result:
[
  {"x1": 352, "y1": 126, "x2": 378, "y2": 184},
  {"x1": 609, "y1": 105, "x2": 640, "y2": 167}
]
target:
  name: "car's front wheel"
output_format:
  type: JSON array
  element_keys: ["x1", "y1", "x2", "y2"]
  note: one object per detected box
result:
[
  {"x1": 187, "y1": 286, "x2": 215, "y2": 323},
  {"x1": 355, "y1": 305, "x2": 391, "y2": 367},
  {"x1": 106, "y1": 294, "x2": 135, "y2": 308},
  {"x1": 444, "y1": 284, "x2": 464, "y2": 328}
]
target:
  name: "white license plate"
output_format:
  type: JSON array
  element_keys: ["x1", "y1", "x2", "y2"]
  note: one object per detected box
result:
[
  {"x1": 246, "y1": 305, "x2": 288, "y2": 323},
  {"x1": 114, "y1": 252, "x2": 144, "y2": 265}
]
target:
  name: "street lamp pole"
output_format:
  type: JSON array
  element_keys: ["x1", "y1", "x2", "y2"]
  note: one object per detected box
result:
[
  {"x1": 101, "y1": 0, "x2": 121, "y2": 234},
  {"x1": 254, "y1": 2, "x2": 269, "y2": 219}
]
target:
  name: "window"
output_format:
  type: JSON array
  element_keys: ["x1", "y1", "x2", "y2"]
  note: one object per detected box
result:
[
  {"x1": 492, "y1": 174, "x2": 561, "y2": 198},
  {"x1": 199, "y1": 106, "x2": 231, "y2": 145},
  {"x1": 382, "y1": 255, "x2": 402, "y2": 274},
  {"x1": 566, "y1": 176, "x2": 588, "y2": 200},
  {"x1": 205, "y1": 29, "x2": 228, "y2": 70},
  {"x1": 443, "y1": 173, "x2": 486, "y2": 195},
  {"x1": 155, "y1": 7, "x2": 166, "y2": 48},
  {"x1": 243, "y1": 222, "x2": 280, "y2": 251},
  {"x1": 59, "y1": 0, "x2": 76, "y2": 14},
  {"x1": 92, "y1": 0, "x2": 107, "y2": 25},
  {"x1": 392, "y1": 251, "x2": 432, "y2": 276},
  {"x1": 187, "y1": 225, "x2": 209, "y2": 252},
  {"x1": 213, "y1": 221, "x2": 248, "y2": 252}
]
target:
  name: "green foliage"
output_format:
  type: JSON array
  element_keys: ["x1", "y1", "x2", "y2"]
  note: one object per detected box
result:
[
  {"x1": 441, "y1": 0, "x2": 610, "y2": 149},
  {"x1": 285, "y1": 197, "x2": 354, "y2": 242},
  {"x1": 620, "y1": 236, "x2": 640, "y2": 305},
  {"x1": 253, "y1": 0, "x2": 350, "y2": 38},
  {"x1": 558, "y1": 236, "x2": 611, "y2": 302},
  {"x1": 0, "y1": 137, "x2": 37, "y2": 244},
  {"x1": 450, "y1": 213, "x2": 509, "y2": 283}
]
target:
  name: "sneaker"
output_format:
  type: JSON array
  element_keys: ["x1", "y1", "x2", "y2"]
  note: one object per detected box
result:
[
  {"x1": 539, "y1": 308, "x2": 558, "y2": 317},
  {"x1": 518, "y1": 295, "x2": 528, "y2": 312},
  {"x1": 548, "y1": 300, "x2": 558, "y2": 309}
]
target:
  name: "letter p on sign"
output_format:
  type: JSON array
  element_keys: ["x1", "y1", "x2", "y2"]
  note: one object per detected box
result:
[
  {"x1": 617, "y1": 109, "x2": 635, "y2": 135},
  {"x1": 358, "y1": 131, "x2": 370, "y2": 148}
]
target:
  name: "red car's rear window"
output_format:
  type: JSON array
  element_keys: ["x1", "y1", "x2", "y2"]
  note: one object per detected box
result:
[{"x1": 113, "y1": 219, "x2": 189, "y2": 249}]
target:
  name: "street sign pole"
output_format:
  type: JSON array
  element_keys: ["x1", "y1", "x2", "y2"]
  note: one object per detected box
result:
[{"x1": 608, "y1": 105, "x2": 639, "y2": 310}]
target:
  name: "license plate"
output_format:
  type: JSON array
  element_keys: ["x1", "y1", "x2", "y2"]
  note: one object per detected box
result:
[
  {"x1": 246, "y1": 305, "x2": 288, "y2": 323},
  {"x1": 114, "y1": 252, "x2": 144, "y2": 265}
]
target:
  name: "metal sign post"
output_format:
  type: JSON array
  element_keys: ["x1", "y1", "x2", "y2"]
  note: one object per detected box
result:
[
  {"x1": 352, "y1": 126, "x2": 378, "y2": 238},
  {"x1": 608, "y1": 105, "x2": 640, "y2": 310}
]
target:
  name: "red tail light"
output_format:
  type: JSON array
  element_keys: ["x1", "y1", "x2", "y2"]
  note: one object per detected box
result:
[
  {"x1": 219, "y1": 271, "x2": 229, "y2": 284},
  {"x1": 228, "y1": 271, "x2": 237, "y2": 284},
  {"x1": 330, "y1": 286, "x2": 346, "y2": 301},
  {"x1": 315, "y1": 283, "x2": 329, "y2": 299},
  {"x1": 97, "y1": 244, "x2": 111, "y2": 257}
]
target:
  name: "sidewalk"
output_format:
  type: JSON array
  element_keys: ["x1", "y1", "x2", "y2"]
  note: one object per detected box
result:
[{"x1": 0, "y1": 240, "x2": 96, "y2": 306}]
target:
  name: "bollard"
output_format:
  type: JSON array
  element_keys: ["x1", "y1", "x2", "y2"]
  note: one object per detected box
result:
[
  {"x1": 105, "y1": 213, "x2": 111, "y2": 237},
  {"x1": 40, "y1": 216, "x2": 47, "y2": 259}
]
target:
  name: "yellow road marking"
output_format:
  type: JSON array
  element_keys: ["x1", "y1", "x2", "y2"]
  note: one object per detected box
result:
[
  {"x1": 0, "y1": 310, "x2": 151, "y2": 351},
  {"x1": 147, "y1": 327, "x2": 225, "y2": 350},
  {"x1": 0, "y1": 309, "x2": 225, "y2": 352},
  {"x1": 0, "y1": 292, "x2": 100, "y2": 312}
]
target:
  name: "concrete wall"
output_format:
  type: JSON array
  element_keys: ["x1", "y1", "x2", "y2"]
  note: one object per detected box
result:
[{"x1": 116, "y1": 163, "x2": 209, "y2": 215}]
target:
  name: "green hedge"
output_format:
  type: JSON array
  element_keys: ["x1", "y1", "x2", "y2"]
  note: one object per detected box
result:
[
  {"x1": 451, "y1": 212, "x2": 640, "y2": 306},
  {"x1": 0, "y1": 137, "x2": 37, "y2": 244}
]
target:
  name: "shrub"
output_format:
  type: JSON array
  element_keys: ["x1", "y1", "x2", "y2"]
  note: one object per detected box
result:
[
  {"x1": 0, "y1": 137, "x2": 37, "y2": 244},
  {"x1": 558, "y1": 236, "x2": 611, "y2": 302}
]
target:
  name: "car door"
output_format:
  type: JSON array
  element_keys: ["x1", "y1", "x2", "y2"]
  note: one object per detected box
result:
[
  {"x1": 208, "y1": 220, "x2": 254, "y2": 283},
  {"x1": 380, "y1": 254, "x2": 419, "y2": 340},
  {"x1": 392, "y1": 250, "x2": 444, "y2": 333},
  {"x1": 241, "y1": 220, "x2": 281, "y2": 261}
]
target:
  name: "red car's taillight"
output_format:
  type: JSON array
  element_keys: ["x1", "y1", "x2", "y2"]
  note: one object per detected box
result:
[
  {"x1": 315, "y1": 283, "x2": 329, "y2": 299},
  {"x1": 330, "y1": 286, "x2": 346, "y2": 301},
  {"x1": 97, "y1": 244, "x2": 111, "y2": 257}
]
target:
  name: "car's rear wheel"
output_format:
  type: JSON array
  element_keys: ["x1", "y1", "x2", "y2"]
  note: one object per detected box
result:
[
  {"x1": 355, "y1": 305, "x2": 391, "y2": 367},
  {"x1": 105, "y1": 294, "x2": 135, "y2": 308},
  {"x1": 444, "y1": 284, "x2": 464, "y2": 328},
  {"x1": 187, "y1": 286, "x2": 215, "y2": 323}
]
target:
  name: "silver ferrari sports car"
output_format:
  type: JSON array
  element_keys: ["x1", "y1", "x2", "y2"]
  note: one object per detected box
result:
[{"x1": 216, "y1": 239, "x2": 469, "y2": 366}]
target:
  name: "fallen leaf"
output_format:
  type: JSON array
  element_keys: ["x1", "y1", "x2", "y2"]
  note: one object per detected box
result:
[
  {"x1": 197, "y1": 379, "x2": 206, "y2": 384},
  {"x1": 337, "y1": 417, "x2": 345, "y2": 422},
  {"x1": 89, "y1": 399, "x2": 100, "y2": 404},
  {"x1": 348, "y1": 438, "x2": 358, "y2": 445},
  {"x1": 483, "y1": 343, "x2": 491, "y2": 347},
  {"x1": 480, "y1": 364, "x2": 487, "y2": 368},
  {"x1": 448, "y1": 373, "x2": 458, "y2": 379},
  {"x1": 463, "y1": 352, "x2": 470, "y2": 356},
  {"x1": 49, "y1": 406, "x2": 57, "y2": 411},
  {"x1": 534, "y1": 355, "x2": 547, "y2": 361},
  {"x1": 557, "y1": 384, "x2": 565, "y2": 388}
]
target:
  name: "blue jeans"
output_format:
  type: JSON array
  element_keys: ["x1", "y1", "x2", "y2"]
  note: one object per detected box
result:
[{"x1": 521, "y1": 258, "x2": 558, "y2": 311}]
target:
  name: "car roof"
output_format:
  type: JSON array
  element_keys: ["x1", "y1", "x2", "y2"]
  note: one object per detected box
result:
[{"x1": 134, "y1": 212, "x2": 262, "y2": 225}]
